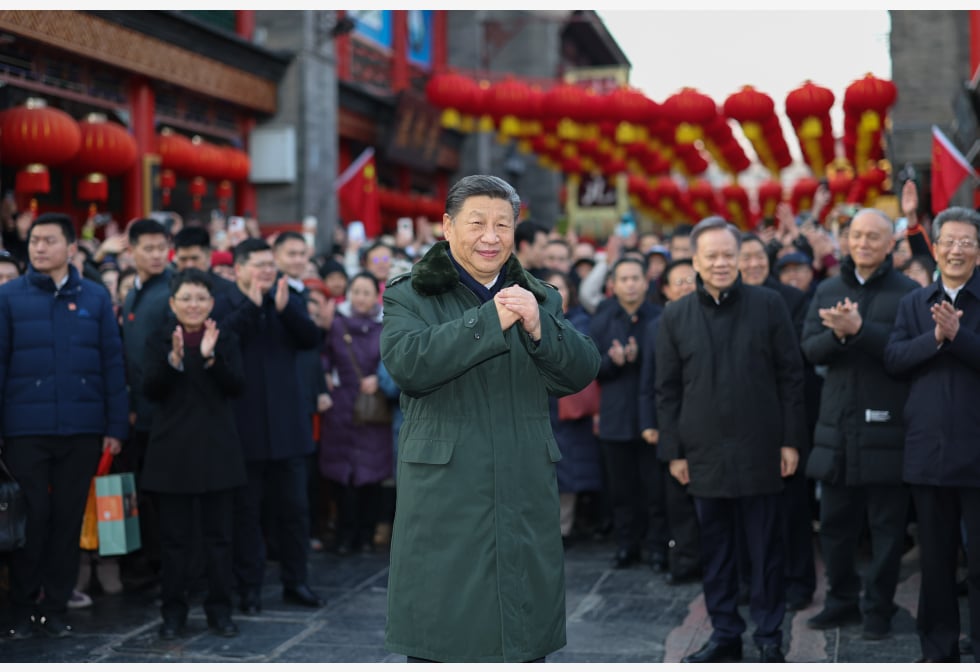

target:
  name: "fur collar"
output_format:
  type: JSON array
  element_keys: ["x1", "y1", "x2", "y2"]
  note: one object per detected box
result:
[{"x1": 407, "y1": 240, "x2": 549, "y2": 303}]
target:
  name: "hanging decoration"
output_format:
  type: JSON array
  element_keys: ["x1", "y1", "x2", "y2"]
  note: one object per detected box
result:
[
  {"x1": 756, "y1": 179, "x2": 784, "y2": 220},
  {"x1": 843, "y1": 73, "x2": 897, "y2": 174},
  {"x1": 723, "y1": 86, "x2": 793, "y2": 177},
  {"x1": 785, "y1": 81, "x2": 836, "y2": 178},
  {"x1": 64, "y1": 113, "x2": 138, "y2": 214},
  {"x1": 0, "y1": 98, "x2": 82, "y2": 212}
]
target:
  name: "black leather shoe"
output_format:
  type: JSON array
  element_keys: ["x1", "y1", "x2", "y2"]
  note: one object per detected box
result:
[
  {"x1": 207, "y1": 616, "x2": 239, "y2": 638},
  {"x1": 682, "y1": 639, "x2": 743, "y2": 663},
  {"x1": 238, "y1": 590, "x2": 262, "y2": 615},
  {"x1": 35, "y1": 614, "x2": 73, "y2": 638},
  {"x1": 759, "y1": 644, "x2": 785, "y2": 662},
  {"x1": 7, "y1": 615, "x2": 34, "y2": 640},
  {"x1": 807, "y1": 604, "x2": 861, "y2": 630},
  {"x1": 283, "y1": 584, "x2": 326, "y2": 608},
  {"x1": 611, "y1": 547, "x2": 640, "y2": 569},
  {"x1": 666, "y1": 569, "x2": 701, "y2": 586}
]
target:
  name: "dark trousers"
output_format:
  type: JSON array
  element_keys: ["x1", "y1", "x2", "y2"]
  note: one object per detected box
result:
[
  {"x1": 233, "y1": 456, "x2": 310, "y2": 593},
  {"x1": 156, "y1": 489, "x2": 234, "y2": 624},
  {"x1": 664, "y1": 469, "x2": 701, "y2": 575},
  {"x1": 602, "y1": 439, "x2": 668, "y2": 556},
  {"x1": 782, "y1": 471, "x2": 816, "y2": 603},
  {"x1": 911, "y1": 485, "x2": 980, "y2": 662},
  {"x1": 819, "y1": 482, "x2": 908, "y2": 618},
  {"x1": 694, "y1": 492, "x2": 785, "y2": 647},
  {"x1": 4, "y1": 435, "x2": 102, "y2": 617},
  {"x1": 335, "y1": 481, "x2": 381, "y2": 548}
]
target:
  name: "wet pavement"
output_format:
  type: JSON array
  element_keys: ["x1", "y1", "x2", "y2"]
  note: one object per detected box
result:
[{"x1": 0, "y1": 535, "x2": 961, "y2": 664}]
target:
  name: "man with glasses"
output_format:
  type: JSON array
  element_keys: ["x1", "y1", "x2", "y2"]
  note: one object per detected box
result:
[
  {"x1": 228, "y1": 239, "x2": 324, "y2": 613},
  {"x1": 801, "y1": 208, "x2": 918, "y2": 641},
  {"x1": 885, "y1": 207, "x2": 980, "y2": 663}
]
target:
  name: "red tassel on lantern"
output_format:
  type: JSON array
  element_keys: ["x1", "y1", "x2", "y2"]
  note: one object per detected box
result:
[
  {"x1": 189, "y1": 177, "x2": 207, "y2": 210},
  {"x1": 16, "y1": 164, "x2": 50, "y2": 194},
  {"x1": 216, "y1": 180, "x2": 233, "y2": 202},
  {"x1": 77, "y1": 174, "x2": 108, "y2": 203}
]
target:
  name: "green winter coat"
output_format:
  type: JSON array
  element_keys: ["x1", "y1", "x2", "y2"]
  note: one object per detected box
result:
[{"x1": 380, "y1": 241, "x2": 601, "y2": 662}]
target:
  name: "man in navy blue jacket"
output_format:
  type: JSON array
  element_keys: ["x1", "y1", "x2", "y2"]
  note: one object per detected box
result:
[
  {"x1": 885, "y1": 206, "x2": 980, "y2": 663},
  {"x1": 0, "y1": 213, "x2": 128, "y2": 638}
]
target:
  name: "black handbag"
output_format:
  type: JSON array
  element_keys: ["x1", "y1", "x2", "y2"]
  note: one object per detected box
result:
[
  {"x1": 0, "y1": 454, "x2": 27, "y2": 551},
  {"x1": 342, "y1": 325, "x2": 392, "y2": 427}
]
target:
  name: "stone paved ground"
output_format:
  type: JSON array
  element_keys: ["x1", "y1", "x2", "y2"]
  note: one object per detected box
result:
[{"x1": 0, "y1": 537, "x2": 965, "y2": 664}]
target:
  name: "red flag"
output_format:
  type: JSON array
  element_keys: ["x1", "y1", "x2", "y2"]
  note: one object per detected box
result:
[
  {"x1": 336, "y1": 148, "x2": 381, "y2": 238},
  {"x1": 931, "y1": 125, "x2": 977, "y2": 214}
]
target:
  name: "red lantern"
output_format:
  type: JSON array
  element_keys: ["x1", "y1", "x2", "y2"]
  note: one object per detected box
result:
[
  {"x1": 223, "y1": 147, "x2": 250, "y2": 182},
  {"x1": 756, "y1": 179, "x2": 784, "y2": 219},
  {"x1": 785, "y1": 81, "x2": 836, "y2": 178},
  {"x1": 65, "y1": 113, "x2": 138, "y2": 207},
  {"x1": 724, "y1": 86, "x2": 791, "y2": 176},
  {"x1": 662, "y1": 88, "x2": 717, "y2": 145},
  {"x1": 158, "y1": 129, "x2": 196, "y2": 175},
  {"x1": 425, "y1": 71, "x2": 480, "y2": 130},
  {"x1": 486, "y1": 77, "x2": 537, "y2": 138},
  {"x1": 790, "y1": 176, "x2": 820, "y2": 213},
  {"x1": 721, "y1": 183, "x2": 751, "y2": 230},
  {"x1": 0, "y1": 98, "x2": 82, "y2": 198},
  {"x1": 843, "y1": 73, "x2": 897, "y2": 171}
]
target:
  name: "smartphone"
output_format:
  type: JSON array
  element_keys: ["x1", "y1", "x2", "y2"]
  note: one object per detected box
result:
[
  {"x1": 348, "y1": 220, "x2": 366, "y2": 244},
  {"x1": 397, "y1": 217, "x2": 413, "y2": 238},
  {"x1": 228, "y1": 216, "x2": 246, "y2": 233}
]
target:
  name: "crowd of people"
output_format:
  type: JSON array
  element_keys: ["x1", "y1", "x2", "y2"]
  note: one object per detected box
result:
[{"x1": 0, "y1": 173, "x2": 977, "y2": 664}]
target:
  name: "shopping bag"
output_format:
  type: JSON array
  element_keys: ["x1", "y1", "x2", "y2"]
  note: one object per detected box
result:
[
  {"x1": 95, "y1": 470, "x2": 141, "y2": 556},
  {"x1": 558, "y1": 380, "x2": 601, "y2": 421},
  {"x1": 0, "y1": 455, "x2": 27, "y2": 551},
  {"x1": 80, "y1": 451, "x2": 113, "y2": 551}
]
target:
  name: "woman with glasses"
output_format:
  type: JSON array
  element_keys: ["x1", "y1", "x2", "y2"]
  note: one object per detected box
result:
[{"x1": 141, "y1": 268, "x2": 247, "y2": 640}]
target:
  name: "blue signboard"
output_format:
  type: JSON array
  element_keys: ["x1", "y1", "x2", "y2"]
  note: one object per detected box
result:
[
  {"x1": 406, "y1": 10, "x2": 432, "y2": 67},
  {"x1": 350, "y1": 10, "x2": 392, "y2": 49}
]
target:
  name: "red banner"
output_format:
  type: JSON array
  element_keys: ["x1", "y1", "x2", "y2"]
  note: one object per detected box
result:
[{"x1": 336, "y1": 147, "x2": 381, "y2": 238}]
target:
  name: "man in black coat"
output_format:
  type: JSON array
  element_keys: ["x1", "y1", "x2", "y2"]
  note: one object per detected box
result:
[
  {"x1": 590, "y1": 257, "x2": 665, "y2": 571},
  {"x1": 657, "y1": 217, "x2": 807, "y2": 664},
  {"x1": 228, "y1": 238, "x2": 325, "y2": 613},
  {"x1": 801, "y1": 208, "x2": 918, "y2": 640},
  {"x1": 884, "y1": 206, "x2": 980, "y2": 663}
]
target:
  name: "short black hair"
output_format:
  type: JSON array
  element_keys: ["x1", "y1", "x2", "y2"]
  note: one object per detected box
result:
[
  {"x1": 515, "y1": 219, "x2": 548, "y2": 250},
  {"x1": 128, "y1": 218, "x2": 168, "y2": 245},
  {"x1": 361, "y1": 240, "x2": 393, "y2": 264},
  {"x1": 671, "y1": 223, "x2": 694, "y2": 238},
  {"x1": 273, "y1": 231, "x2": 306, "y2": 249},
  {"x1": 349, "y1": 270, "x2": 380, "y2": 294},
  {"x1": 0, "y1": 249, "x2": 23, "y2": 275},
  {"x1": 233, "y1": 237, "x2": 271, "y2": 265},
  {"x1": 173, "y1": 226, "x2": 211, "y2": 251},
  {"x1": 30, "y1": 212, "x2": 76, "y2": 244},
  {"x1": 169, "y1": 267, "x2": 213, "y2": 297},
  {"x1": 611, "y1": 256, "x2": 646, "y2": 278}
]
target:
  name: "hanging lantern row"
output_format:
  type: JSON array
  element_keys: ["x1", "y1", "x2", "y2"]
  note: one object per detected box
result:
[
  {"x1": 426, "y1": 71, "x2": 897, "y2": 201},
  {"x1": 843, "y1": 73, "x2": 897, "y2": 175},
  {"x1": 0, "y1": 98, "x2": 251, "y2": 214}
]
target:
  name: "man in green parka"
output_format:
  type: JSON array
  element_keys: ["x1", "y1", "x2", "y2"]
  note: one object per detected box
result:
[{"x1": 380, "y1": 175, "x2": 601, "y2": 662}]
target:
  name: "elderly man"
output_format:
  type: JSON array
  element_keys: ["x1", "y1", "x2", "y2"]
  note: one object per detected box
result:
[
  {"x1": 801, "y1": 208, "x2": 918, "y2": 640},
  {"x1": 380, "y1": 175, "x2": 600, "y2": 663},
  {"x1": 885, "y1": 207, "x2": 980, "y2": 663},
  {"x1": 656, "y1": 216, "x2": 806, "y2": 663}
]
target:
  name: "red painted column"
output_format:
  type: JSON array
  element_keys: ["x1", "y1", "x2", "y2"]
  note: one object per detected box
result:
[
  {"x1": 235, "y1": 10, "x2": 255, "y2": 41},
  {"x1": 432, "y1": 11, "x2": 447, "y2": 71},
  {"x1": 391, "y1": 10, "x2": 409, "y2": 92},
  {"x1": 235, "y1": 117, "x2": 257, "y2": 218},
  {"x1": 124, "y1": 77, "x2": 154, "y2": 223},
  {"x1": 970, "y1": 10, "x2": 980, "y2": 79}
]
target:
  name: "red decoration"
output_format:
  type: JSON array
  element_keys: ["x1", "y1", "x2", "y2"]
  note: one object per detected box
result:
[
  {"x1": 65, "y1": 113, "x2": 138, "y2": 207},
  {"x1": 686, "y1": 179, "x2": 720, "y2": 220},
  {"x1": 0, "y1": 98, "x2": 82, "y2": 197},
  {"x1": 77, "y1": 174, "x2": 108, "y2": 203},
  {"x1": 425, "y1": 71, "x2": 480, "y2": 130},
  {"x1": 756, "y1": 179, "x2": 784, "y2": 219},
  {"x1": 790, "y1": 176, "x2": 820, "y2": 213},
  {"x1": 157, "y1": 129, "x2": 196, "y2": 175},
  {"x1": 843, "y1": 73, "x2": 897, "y2": 172},
  {"x1": 785, "y1": 81, "x2": 836, "y2": 178},
  {"x1": 724, "y1": 86, "x2": 792, "y2": 176},
  {"x1": 721, "y1": 183, "x2": 751, "y2": 230}
]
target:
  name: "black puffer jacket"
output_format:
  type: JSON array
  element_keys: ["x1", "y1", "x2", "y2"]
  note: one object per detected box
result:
[
  {"x1": 801, "y1": 256, "x2": 918, "y2": 486},
  {"x1": 655, "y1": 276, "x2": 807, "y2": 498}
]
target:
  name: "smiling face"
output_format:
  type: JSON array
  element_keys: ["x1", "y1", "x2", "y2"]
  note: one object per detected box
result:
[
  {"x1": 442, "y1": 196, "x2": 515, "y2": 284},
  {"x1": 737, "y1": 238, "x2": 770, "y2": 286},
  {"x1": 169, "y1": 280, "x2": 214, "y2": 332},
  {"x1": 935, "y1": 220, "x2": 980, "y2": 288},
  {"x1": 348, "y1": 275, "x2": 379, "y2": 315},
  {"x1": 847, "y1": 211, "x2": 894, "y2": 278},
  {"x1": 692, "y1": 227, "x2": 739, "y2": 298}
]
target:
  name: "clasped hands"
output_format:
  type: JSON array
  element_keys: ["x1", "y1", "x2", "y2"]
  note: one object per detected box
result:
[
  {"x1": 818, "y1": 297, "x2": 862, "y2": 340},
  {"x1": 608, "y1": 337, "x2": 637, "y2": 366},
  {"x1": 494, "y1": 285, "x2": 541, "y2": 341},
  {"x1": 932, "y1": 300, "x2": 962, "y2": 344}
]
